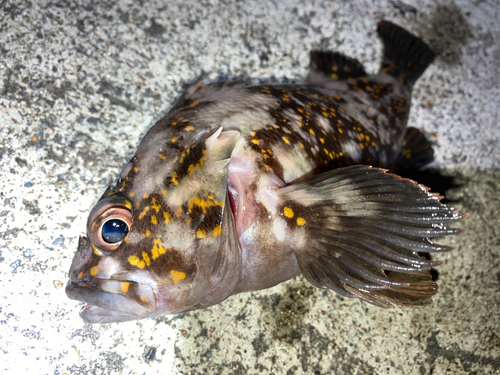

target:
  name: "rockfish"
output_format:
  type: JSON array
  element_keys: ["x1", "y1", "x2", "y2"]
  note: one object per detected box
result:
[{"x1": 66, "y1": 21, "x2": 465, "y2": 323}]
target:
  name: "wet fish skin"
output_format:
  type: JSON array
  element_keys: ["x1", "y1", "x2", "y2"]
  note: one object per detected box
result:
[{"x1": 66, "y1": 21, "x2": 465, "y2": 323}]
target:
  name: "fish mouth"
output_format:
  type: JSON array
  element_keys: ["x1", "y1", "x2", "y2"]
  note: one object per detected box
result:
[{"x1": 66, "y1": 279, "x2": 157, "y2": 323}]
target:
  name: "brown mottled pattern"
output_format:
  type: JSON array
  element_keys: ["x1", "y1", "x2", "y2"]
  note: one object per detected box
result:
[{"x1": 246, "y1": 84, "x2": 403, "y2": 173}]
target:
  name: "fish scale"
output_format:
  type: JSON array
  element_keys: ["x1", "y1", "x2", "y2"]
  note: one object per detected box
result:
[{"x1": 66, "y1": 20, "x2": 466, "y2": 323}]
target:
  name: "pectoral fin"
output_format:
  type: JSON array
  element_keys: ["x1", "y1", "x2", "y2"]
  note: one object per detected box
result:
[{"x1": 277, "y1": 165, "x2": 466, "y2": 307}]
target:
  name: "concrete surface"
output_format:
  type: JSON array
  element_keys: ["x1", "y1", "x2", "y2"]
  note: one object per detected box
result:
[{"x1": 0, "y1": 0, "x2": 499, "y2": 374}]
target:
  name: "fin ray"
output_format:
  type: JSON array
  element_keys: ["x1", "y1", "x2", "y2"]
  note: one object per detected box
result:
[{"x1": 278, "y1": 165, "x2": 464, "y2": 307}]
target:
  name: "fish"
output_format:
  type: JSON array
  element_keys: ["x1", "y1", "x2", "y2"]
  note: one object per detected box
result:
[{"x1": 66, "y1": 20, "x2": 466, "y2": 323}]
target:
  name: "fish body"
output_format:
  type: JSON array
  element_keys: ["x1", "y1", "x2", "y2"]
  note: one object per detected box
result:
[{"x1": 66, "y1": 21, "x2": 465, "y2": 323}]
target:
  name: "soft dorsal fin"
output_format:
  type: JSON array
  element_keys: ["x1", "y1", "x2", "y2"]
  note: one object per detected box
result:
[
  {"x1": 377, "y1": 20, "x2": 435, "y2": 86},
  {"x1": 308, "y1": 51, "x2": 367, "y2": 82}
]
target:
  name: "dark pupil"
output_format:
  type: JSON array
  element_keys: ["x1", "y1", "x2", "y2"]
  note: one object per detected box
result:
[{"x1": 102, "y1": 219, "x2": 129, "y2": 244}]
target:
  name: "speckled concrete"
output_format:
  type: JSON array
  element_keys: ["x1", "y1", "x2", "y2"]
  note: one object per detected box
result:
[{"x1": 1, "y1": 0, "x2": 499, "y2": 374}]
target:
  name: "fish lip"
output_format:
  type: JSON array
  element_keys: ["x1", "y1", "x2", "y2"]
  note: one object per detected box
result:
[{"x1": 65, "y1": 278, "x2": 157, "y2": 319}]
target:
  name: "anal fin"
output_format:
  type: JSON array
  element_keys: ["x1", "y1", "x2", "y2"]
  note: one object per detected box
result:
[
  {"x1": 393, "y1": 126, "x2": 435, "y2": 172},
  {"x1": 277, "y1": 165, "x2": 466, "y2": 308}
]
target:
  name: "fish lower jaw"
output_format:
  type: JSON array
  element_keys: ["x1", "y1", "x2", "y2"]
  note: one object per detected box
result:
[{"x1": 65, "y1": 278, "x2": 157, "y2": 323}]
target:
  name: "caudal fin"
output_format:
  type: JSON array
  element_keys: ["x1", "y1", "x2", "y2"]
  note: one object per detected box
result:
[{"x1": 377, "y1": 20, "x2": 435, "y2": 86}]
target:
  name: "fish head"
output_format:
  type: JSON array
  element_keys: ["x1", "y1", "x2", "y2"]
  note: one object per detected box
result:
[{"x1": 66, "y1": 126, "x2": 242, "y2": 323}]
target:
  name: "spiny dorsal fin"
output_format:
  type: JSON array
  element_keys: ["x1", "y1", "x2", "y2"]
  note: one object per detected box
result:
[
  {"x1": 377, "y1": 20, "x2": 435, "y2": 86},
  {"x1": 309, "y1": 51, "x2": 367, "y2": 80}
]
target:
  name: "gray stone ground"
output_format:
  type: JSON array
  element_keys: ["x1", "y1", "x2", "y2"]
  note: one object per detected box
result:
[{"x1": 0, "y1": 0, "x2": 499, "y2": 374}]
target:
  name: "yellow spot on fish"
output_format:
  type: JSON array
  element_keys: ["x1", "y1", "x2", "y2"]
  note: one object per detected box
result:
[
  {"x1": 261, "y1": 88, "x2": 271, "y2": 94},
  {"x1": 151, "y1": 198, "x2": 161, "y2": 212},
  {"x1": 252, "y1": 139, "x2": 260, "y2": 145},
  {"x1": 298, "y1": 108, "x2": 304, "y2": 113},
  {"x1": 184, "y1": 125, "x2": 194, "y2": 132},
  {"x1": 151, "y1": 238, "x2": 165, "y2": 259},
  {"x1": 151, "y1": 246, "x2": 159, "y2": 259},
  {"x1": 90, "y1": 266, "x2": 98, "y2": 277},
  {"x1": 120, "y1": 282, "x2": 130, "y2": 293},
  {"x1": 213, "y1": 225, "x2": 222, "y2": 236},
  {"x1": 124, "y1": 200, "x2": 132, "y2": 210},
  {"x1": 158, "y1": 153, "x2": 166, "y2": 160},
  {"x1": 157, "y1": 239, "x2": 166, "y2": 254},
  {"x1": 161, "y1": 190, "x2": 166, "y2": 196},
  {"x1": 129, "y1": 192, "x2": 135, "y2": 197},
  {"x1": 171, "y1": 137, "x2": 178, "y2": 143},
  {"x1": 283, "y1": 207, "x2": 294, "y2": 218},
  {"x1": 163, "y1": 211, "x2": 170, "y2": 223},
  {"x1": 128, "y1": 255, "x2": 145, "y2": 268},
  {"x1": 298, "y1": 142, "x2": 304, "y2": 149},
  {"x1": 142, "y1": 251, "x2": 151, "y2": 266},
  {"x1": 171, "y1": 270, "x2": 186, "y2": 283},
  {"x1": 133, "y1": 167, "x2": 139, "y2": 173},
  {"x1": 143, "y1": 193, "x2": 149, "y2": 199},
  {"x1": 297, "y1": 217, "x2": 306, "y2": 226},
  {"x1": 194, "y1": 197, "x2": 210, "y2": 213},
  {"x1": 139, "y1": 206, "x2": 150, "y2": 220},
  {"x1": 372, "y1": 141, "x2": 376, "y2": 147},
  {"x1": 330, "y1": 72, "x2": 338, "y2": 79},
  {"x1": 172, "y1": 121, "x2": 178, "y2": 126},
  {"x1": 140, "y1": 296, "x2": 149, "y2": 303},
  {"x1": 282, "y1": 136, "x2": 290, "y2": 144},
  {"x1": 338, "y1": 128, "x2": 343, "y2": 134},
  {"x1": 172, "y1": 172, "x2": 179, "y2": 185},
  {"x1": 145, "y1": 229, "x2": 151, "y2": 237},
  {"x1": 78, "y1": 272, "x2": 84, "y2": 280},
  {"x1": 322, "y1": 111, "x2": 329, "y2": 117},
  {"x1": 196, "y1": 229, "x2": 206, "y2": 238},
  {"x1": 188, "y1": 164, "x2": 195, "y2": 174},
  {"x1": 309, "y1": 129, "x2": 315, "y2": 136},
  {"x1": 320, "y1": 138, "x2": 325, "y2": 144},
  {"x1": 136, "y1": 201, "x2": 140, "y2": 209},
  {"x1": 151, "y1": 215, "x2": 157, "y2": 225}
]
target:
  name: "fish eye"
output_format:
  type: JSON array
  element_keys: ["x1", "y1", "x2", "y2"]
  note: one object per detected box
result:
[
  {"x1": 102, "y1": 218, "x2": 129, "y2": 244},
  {"x1": 87, "y1": 196, "x2": 133, "y2": 252}
]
